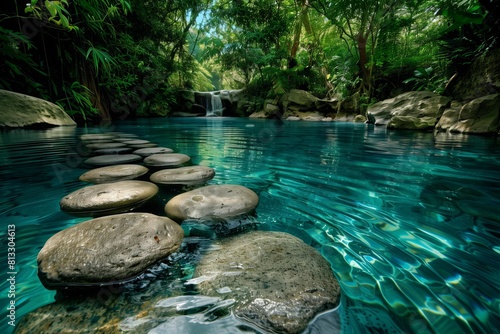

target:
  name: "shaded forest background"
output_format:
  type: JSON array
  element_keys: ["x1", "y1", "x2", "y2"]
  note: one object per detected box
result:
[{"x1": 0, "y1": 0, "x2": 498, "y2": 122}]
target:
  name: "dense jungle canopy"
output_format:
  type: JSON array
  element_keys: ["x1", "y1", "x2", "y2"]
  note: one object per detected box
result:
[{"x1": 0, "y1": 0, "x2": 499, "y2": 121}]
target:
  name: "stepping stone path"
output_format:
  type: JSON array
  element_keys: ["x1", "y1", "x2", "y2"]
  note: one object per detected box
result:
[
  {"x1": 37, "y1": 213, "x2": 184, "y2": 288},
  {"x1": 193, "y1": 231, "x2": 341, "y2": 333},
  {"x1": 15, "y1": 129, "x2": 340, "y2": 334},
  {"x1": 133, "y1": 147, "x2": 174, "y2": 157},
  {"x1": 150, "y1": 166, "x2": 215, "y2": 185},
  {"x1": 60, "y1": 180, "x2": 158, "y2": 216},
  {"x1": 165, "y1": 184, "x2": 258, "y2": 221},
  {"x1": 144, "y1": 153, "x2": 191, "y2": 167},
  {"x1": 79, "y1": 164, "x2": 149, "y2": 184},
  {"x1": 84, "y1": 154, "x2": 142, "y2": 166}
]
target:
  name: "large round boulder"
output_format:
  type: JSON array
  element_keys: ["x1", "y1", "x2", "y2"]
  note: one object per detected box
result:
[
  {"x1": 60, "y1": 180, "x2": 158, "y2": 216},
  {"x1": 164, "y1": 184, "x2": 258, "y2": 221},
  {"x1": 193, "y1": 231, "x2": 341, "y2": 333},
  {"x1": 150, "y1": 166, "x2": 215, "y2": 185},
  {"x1": 79, "y1": 164, "x2": 149, "y2": 184},
  {"x1": 37, "y1": 213, "x2": 184, "y2": 288},
  {"x1": 144, "y1": 153, "x2": 191, "y2": 167},
  {"x1": 0, "y1": 89, "x2": 76, "y2": 128}
]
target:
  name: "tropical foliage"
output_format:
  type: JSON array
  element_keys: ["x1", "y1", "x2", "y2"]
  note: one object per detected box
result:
[{"x1": 0, "y1": 0, "x2": 497, "y2": 120}]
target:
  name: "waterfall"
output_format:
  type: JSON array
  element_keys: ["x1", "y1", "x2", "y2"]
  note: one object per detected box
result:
[
  {"x1": 194, "y1": 91, "x2": 230, "y2": 117},
  {"x1": 206, "y1": 92, "x2": 223, "y2": 117}
]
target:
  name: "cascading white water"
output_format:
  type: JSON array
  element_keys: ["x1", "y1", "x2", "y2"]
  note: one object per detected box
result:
[{"x1": 206, "y1": 92, "x2": 223, "y2": 117}]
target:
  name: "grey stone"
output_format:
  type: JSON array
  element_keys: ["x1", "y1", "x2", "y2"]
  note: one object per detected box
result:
[
  {"x1": 387, "y1": 116, "x2": 437, "y2": 130},
  {"x1": 193, "y1": 231, "x2": 341, "y2": 333},
  {"x1": 368, "y1": 91, "x2": 450, "y2": 129},
  {"x1": 128, "y1": 143, "x2": 158, "y2": 149},
  {"x1": 435, "y1": 101, "x2": 463, "y2": 132},
  {"x1": 448, "y1": 94, "x2": 500, "y2": 134},
  {"x1": 282, "y1": 89, "x2": 319, "y2": 113},
  {"x1": 165, "y1": 184, "x2": 258, "y2": 221},
  {"x1": 0, "y1": 89, "x2": 76, "y2": 128},
  {"x1": 150, "y1": 166, "x2": 215, "y2": 185},
  {"x1": 122, "y1": 139, "x2": 151, "y2": 145},
  {"x1": 37, "y1": 213, "x2": 183, "y2": 287},
  {"x1": 144, "y1": 153, "x2": 191, "y2": 167},
  {"x1": 60, "y1": 180, "x2": 158, "y2": 216},
  {"x1": 84, "y1": 154, "x2": 142, "y2": 166},
  {"x1": 79, "y1": 164, "x2": 149, "y2": 184},
  {"x1": 80, "y1": 133, "x2": 115, "y2": 141},
  {"x1": 94, "y1": 147, "x2": 134, "y2": 155},
  {"x1": 85, "y1": 142, "x2": 127, "y2": 150},
  {"x1": 133, "y1": 147, "x2": 174, "y2": 157}
]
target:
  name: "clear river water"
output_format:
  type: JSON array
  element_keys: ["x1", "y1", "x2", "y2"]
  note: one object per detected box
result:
[{"x1": 1, "y1": 117, "x2": 499, "y2": 333}]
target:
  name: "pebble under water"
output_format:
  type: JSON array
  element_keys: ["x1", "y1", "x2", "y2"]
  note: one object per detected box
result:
[{"x1": 1, "y1": 118, "x2": 500, "y2": 333}]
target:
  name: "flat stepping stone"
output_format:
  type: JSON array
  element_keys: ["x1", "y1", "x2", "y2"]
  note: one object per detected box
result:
[
  {"x1": 113, "y1": 138, "x2": 139, "y2": 143},
  {"x1": 115, "y1": 133, "x2": 138, "y2": 138},
  {"x1": 80, "y1": 134, "x2": 115, "y2": 142},
  {"x1": 165, "y1": 184, "x2": 258, "y2": 221},
  {"x1": 94, "y1": 147, "x2": 133, "y2": 155},
  {"x1": 60, "y1": 180, "x2": 158, "y2": 217},
  {"x1": 193, "y1": 231, "x2": 340, "y2": 333},
  {"x1": 85, "y1": 142, "x2": 127, "y2": 150},
  {"x1": 37, "y1": 213, "x2": 184, "y2": 288},
  {"x1": 144, "y1": 153, "x2": 190, "y2": 167},
  {"x1": 79, "y1": 164, "x2": 149, "y2": 184},
  {"x1": 122, "y1": 139, "x2": 151, "y2": 145},
  {"x1": 84, "y1": 154, "x2": 142, "y2": 166},
  {"x1": 133, "y1": 147, "x2": 174, "y2": 157},
  {"x1": 128, "y1": 143, "x2": 158, "y2": 148},
  {"x1": 150, "y1": 166, "x2": 215, "y2": 185}
]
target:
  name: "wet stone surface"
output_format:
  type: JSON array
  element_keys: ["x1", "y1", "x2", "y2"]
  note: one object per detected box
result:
[
  {"x1": 37, "y1": 213, "x2": 184, "y2": 288},
  {"x1": 79, "y1": 164, "x2": 149, "y2": 184},
  {"x1": 150, "y1": 166, "x2": 215, "y2": 185},
  {"x1": 164, "y1": 184, "x2": 258, "y2": 221},
  {"x1": 144, "y1": 153, "x2": 191, "y2": 167},
  {"x1": 84, "y1": 154, "x2": 143, "y2": 166},
  {"x1": 192, "y1": 231, "x2": 341, "y2": 333},
  {"x1": 60, "y1": 180, "x2": 158, "y2": 216}
]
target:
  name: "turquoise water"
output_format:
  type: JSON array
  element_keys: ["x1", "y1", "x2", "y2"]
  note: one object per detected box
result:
[{"x1": 1, "y1": 118, "x2": 500, "y2": 333}]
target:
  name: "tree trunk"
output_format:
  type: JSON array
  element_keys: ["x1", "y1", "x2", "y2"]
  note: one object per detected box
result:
[{"x1": 357, "y1": 32, "x2": 372, "y2": 96}]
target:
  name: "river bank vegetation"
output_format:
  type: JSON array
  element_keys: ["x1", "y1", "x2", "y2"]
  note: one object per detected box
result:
[{"x1": 0, "y1": 0, "x2": 498, "y2": 122}]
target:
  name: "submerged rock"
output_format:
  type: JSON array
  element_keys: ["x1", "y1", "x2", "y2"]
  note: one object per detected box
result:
[
  {"x1": 164, "y1": 184, "x2": 259, "y2": 221},
  {"x1": 144, "y1": 153, "x2": 191, "y2": 167},
  {"x1": 192, "y1": 231, "x2": 341, "y2": 333},
  {"x1": 84, "y1": 154, "x2": 142, "y2": 166},
  {"x1": 37, "y1": 213, "x2": 184, "y2": 288},
  {"x1": 0, "y1": 89, "x2": 76, "y2": 128},
  {"x1": 150, "y1": 166, "x2": 215, "y2": 185},
  {"x1": 60, "y1": 180, "x2": 158, "y2": 216},
  {"x1": 79, "y1": 164, "x2": 149, "y2": 184}
]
